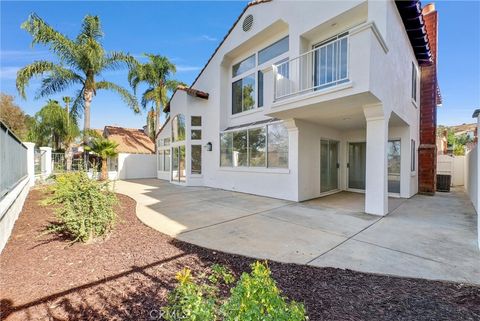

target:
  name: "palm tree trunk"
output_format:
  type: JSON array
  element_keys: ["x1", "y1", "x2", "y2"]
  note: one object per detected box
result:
[
  {"x1": 101, "y1": 158, "x2": 108, "y2": 180},
  {"x1": 83, "y1": 89, "x2": 93, "y2": 144},
  {"x1": 65, "y1": 143, "x2": 73, "y2": 171}
]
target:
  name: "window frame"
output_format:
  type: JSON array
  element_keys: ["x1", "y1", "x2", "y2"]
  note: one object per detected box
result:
[
  {"x1": 191, "y1": 144, "x2": 202, "y2": 175},
  {"x1": 230, "y1": 35, "x2": 289, "y2": 117},
  {"x1": 219, "y1": 121, "x2": 289, "y2": 169},
  {"x1": 411, "y1": 62, "x2": 418, "y2": 104},
  {"x1": 411, "y1": 139, "x2": 416, "y2": 172}
]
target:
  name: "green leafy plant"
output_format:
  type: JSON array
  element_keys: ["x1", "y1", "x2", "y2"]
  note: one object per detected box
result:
[
  {"x1": 222, "y1": 261, "x2": 307, "y2": 321},
  {"x1": 43, "y1": 172, "x2": 117, "y2": 243},
  {"x1": 162, "y1": 262, "x2": 307, "y2": 321},
  {"x1": 162, "y1": 267, "x2": 218, "y2": 321}
]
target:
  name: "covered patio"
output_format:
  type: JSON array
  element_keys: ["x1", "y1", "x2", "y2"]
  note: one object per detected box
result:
[{"x1": 115, "y1": 179, "x2": 479, "y2": 284}]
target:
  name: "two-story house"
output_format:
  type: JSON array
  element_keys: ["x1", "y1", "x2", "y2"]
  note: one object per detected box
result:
[{"x1": 156, "y1": 0, "x2": 440, "y2": 216}]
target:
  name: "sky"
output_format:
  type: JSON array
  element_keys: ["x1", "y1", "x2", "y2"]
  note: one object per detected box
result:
[{"x1": 0, "y1": 0, "x2": 479, "y2": 130}]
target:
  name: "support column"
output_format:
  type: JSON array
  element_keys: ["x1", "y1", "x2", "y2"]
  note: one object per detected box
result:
[
  {"x1": 364, "y1": 104, "x2": 389, "y2": 216},
  {"x1": 40, "y1": 147, "x2": 52, "y2": 177},
  {"x1": 23, "y1": 142, "x2": 35, "y2": 187}
]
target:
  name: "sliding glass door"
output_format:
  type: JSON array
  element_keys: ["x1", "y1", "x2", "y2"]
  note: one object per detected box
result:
[
  {"x1": 171, "y1": 145, "x2": 186, "y2": 183},
  {"x1": 348, "y1": 142, "x2": 366, "y2": 190},
  {"x1": 320, "y1": 139, "x2": 339, "y2": 193}
]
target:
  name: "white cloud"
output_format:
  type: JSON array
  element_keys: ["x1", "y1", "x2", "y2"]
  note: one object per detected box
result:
[
  {"x1": 0, "y1": 50, "x2": 50, "y2": 61},
  {"x1": 176, "y1": 65, "x2": 202, "y2": 72},
  {"x1": 199, "y1": 35, "x2": 218, "y2": 42},
  {"x1": 0, "y1": 66, "x2": 20, "y2": 80}
]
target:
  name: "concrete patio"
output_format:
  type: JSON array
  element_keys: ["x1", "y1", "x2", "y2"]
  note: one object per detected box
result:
[{"x1": 115, "y1": 179, "x2": 479, "y2": 285}]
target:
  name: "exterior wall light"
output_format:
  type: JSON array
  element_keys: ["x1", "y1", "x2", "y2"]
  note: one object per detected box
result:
[{"x1": 205, "y1": 142, "x2": 212, "y2": 151}]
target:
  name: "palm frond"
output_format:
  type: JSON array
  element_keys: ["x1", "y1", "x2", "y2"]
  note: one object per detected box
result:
[
  {"x1": 21, "y1": 13, "x2": 77, "y2": 66},
  {"x1": 16, "y1": 60, "x2": 60, "y2": 99},
  {"x1": 96, "y1": 81, "x2": 140, "y2": 113},
  {"x1": 141, "y1": 87, "x2": 156, "y2": 109},
  {"x1": 103, "y1": 51, "x2": 138, "y2": 71},
  {"x1": 35, "y1": 67, "x2": 84, "y2": 98},
  {"x1": 76, "y1": 15, "x2": 103, "y2": 44},
  {"x1": 71, "y1": 88, "x2": 85, "y2": 120}
]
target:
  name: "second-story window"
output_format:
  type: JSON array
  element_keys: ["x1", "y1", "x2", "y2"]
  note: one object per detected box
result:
[{"x1": 231, "y1": 36, "x2": 289, "y2": 115}]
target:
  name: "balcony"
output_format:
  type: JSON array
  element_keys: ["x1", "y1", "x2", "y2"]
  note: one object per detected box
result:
[{"x1": 273, "y1": 34, "x2": 349, "y2": 101}]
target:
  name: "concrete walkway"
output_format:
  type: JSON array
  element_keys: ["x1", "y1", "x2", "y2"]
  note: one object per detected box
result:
[{"x1": 115, "y1": 179, "x2": 480, "y2": 284}]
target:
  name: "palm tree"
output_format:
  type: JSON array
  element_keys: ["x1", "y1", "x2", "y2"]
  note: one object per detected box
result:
[
  {"x1": 29, "y1": 99, "x2": 80, "y2": 152},
  {"x1": 16, "y1": 13, "x2": 139, "y2": 144},
  {"x1": 85, "y1": 137, "x2": 118, "y2": 180},
  {"x1": 128, "y1": 54, "x2": 185, "y2": 138}
]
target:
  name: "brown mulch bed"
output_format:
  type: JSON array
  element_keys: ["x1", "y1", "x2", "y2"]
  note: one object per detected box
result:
[{"x1": 1, "y1": 190, "x2": 479, "y2": 321}]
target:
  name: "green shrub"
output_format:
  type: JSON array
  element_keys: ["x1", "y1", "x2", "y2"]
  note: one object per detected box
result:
[
  {"x1": 222, "y1": 261, "x2": 307, "y2": 321},
  {"x1": 162, "y1": 268, "x2": 218, "y2": 321},
  {"x1": 162, "y1": 262, "x2": 307, "y2": 321},
  {"x1": 43, "y1": 172, "x2": 117, "y2": 243}
]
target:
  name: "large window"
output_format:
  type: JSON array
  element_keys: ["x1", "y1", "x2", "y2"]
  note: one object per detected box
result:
[
  {"x1": 232, "y1": 74, "x2": 256, "y2": 114},
  {"x1": 231, "y1": 36, "x2": 289, "y2": 115},
  {"x1": 191, "y1": 145, "x2": 202, "y2": 175},
  {"x1": 157, "y1": 149, "x2": 170, "y2": 172},
  {"x1": 258, "y1": 36, "x2": 289, "y2": 65},
  {"x1": 232, "y1": 54, "x2": 255, "y2": 77},
  {"x1": 267, "y1": 123, "x2": 288, "y2": 168},
  {"x1": 233, "y1": 130, "x2": 248, "y2": 166},
  {"x1": 220, "y1": 132, "x2": 233, "y2": 166},
  {"x1": 172, "y1": 114, "x2": 186, "y2": 142},
  {"x1": 248, "y1": 127, "x2": 266, "y2": 167},
  {"x1": 220, "y1": 122, "x2": 288, "y2": 169}
]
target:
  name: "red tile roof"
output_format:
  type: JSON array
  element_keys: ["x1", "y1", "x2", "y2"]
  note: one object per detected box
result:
[{"x1": 103, "y1": 126, "x2": 155, "y2": 154}]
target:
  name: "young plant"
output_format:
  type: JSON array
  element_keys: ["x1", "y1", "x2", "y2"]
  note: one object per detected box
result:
[
  {"x1": 43, "y1": 172, "x2": 117, "y2": 243},
  {"x1": 222, "y1": 261, "x2": 307, "y2": 321}
]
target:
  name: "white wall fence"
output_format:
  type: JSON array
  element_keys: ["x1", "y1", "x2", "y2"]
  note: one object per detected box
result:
[{"x1": 464, "y1": 111, "x2": 479, "y2": 248}]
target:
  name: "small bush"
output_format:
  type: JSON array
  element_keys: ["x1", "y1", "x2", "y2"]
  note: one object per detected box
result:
[
  {"x1": 162, "y1": 261, "x2": 307, "y2": 321},
  {"x1": 43, "y1": 172, "x2": 117, "y2": 243},
  {"x1": 222, "y1": 261, "x2": 307, "y2": 321},
  {"x1": 162, "y1": 268, "x2": 218, "y2": 321}
]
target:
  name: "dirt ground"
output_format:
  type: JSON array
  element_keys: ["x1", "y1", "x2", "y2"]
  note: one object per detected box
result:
[{"x1": 1, "y1": 189, "x2": 479, "y2": 321}]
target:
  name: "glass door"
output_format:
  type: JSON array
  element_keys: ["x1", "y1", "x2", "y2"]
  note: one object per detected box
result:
[
  {"x1": 320, "y1": 139, "x2": 339, "y2": 193},
  {"x1": 348, "y1": 142, "x2": 366, "y2": 190},
  {"x1": 388, "y1": 140, "x2": 401, "y2": 193},
  {"x1": 171, "y1": 145, "x2": 186, "y2": 183}
]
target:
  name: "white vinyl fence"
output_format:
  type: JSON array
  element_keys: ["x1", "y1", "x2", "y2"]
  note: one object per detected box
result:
[{"x1": 437, "y1": 155, "x2": 465, "y2": 186}]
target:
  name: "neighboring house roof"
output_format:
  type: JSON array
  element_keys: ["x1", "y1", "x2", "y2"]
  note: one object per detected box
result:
[{"x1": 103, "y1": 126, "x2": 155, "y2": 154}]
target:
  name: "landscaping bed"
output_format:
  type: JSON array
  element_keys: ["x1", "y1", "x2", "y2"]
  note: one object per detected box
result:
[{"x1": 1, "y1": 189, "x2": 479, "y2": 321}]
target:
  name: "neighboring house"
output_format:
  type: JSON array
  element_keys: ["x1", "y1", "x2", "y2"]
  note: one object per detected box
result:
[
  {"x1": 156, "y1": 0, "x2": 441, "y2": 216},
  {"x1": 101, "y1": 126, "x2": 156, "y2": 180}
]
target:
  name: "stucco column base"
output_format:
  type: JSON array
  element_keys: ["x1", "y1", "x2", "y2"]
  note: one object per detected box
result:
[{"x1": 364, "y1": 104, "x2": 389, "y2": 216}]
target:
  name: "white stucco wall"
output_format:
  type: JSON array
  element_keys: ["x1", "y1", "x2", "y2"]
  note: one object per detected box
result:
[
  {"x1": 0, "y1": 177, "x2": 30, "y2": 253},
  {"x1": 117, "y1": 153, "x2": 157, "y2": 180}
]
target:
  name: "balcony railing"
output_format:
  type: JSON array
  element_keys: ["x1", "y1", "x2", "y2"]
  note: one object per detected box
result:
[{"x1": 273, "y1": 34, "x2": 349, "y2": 101}]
